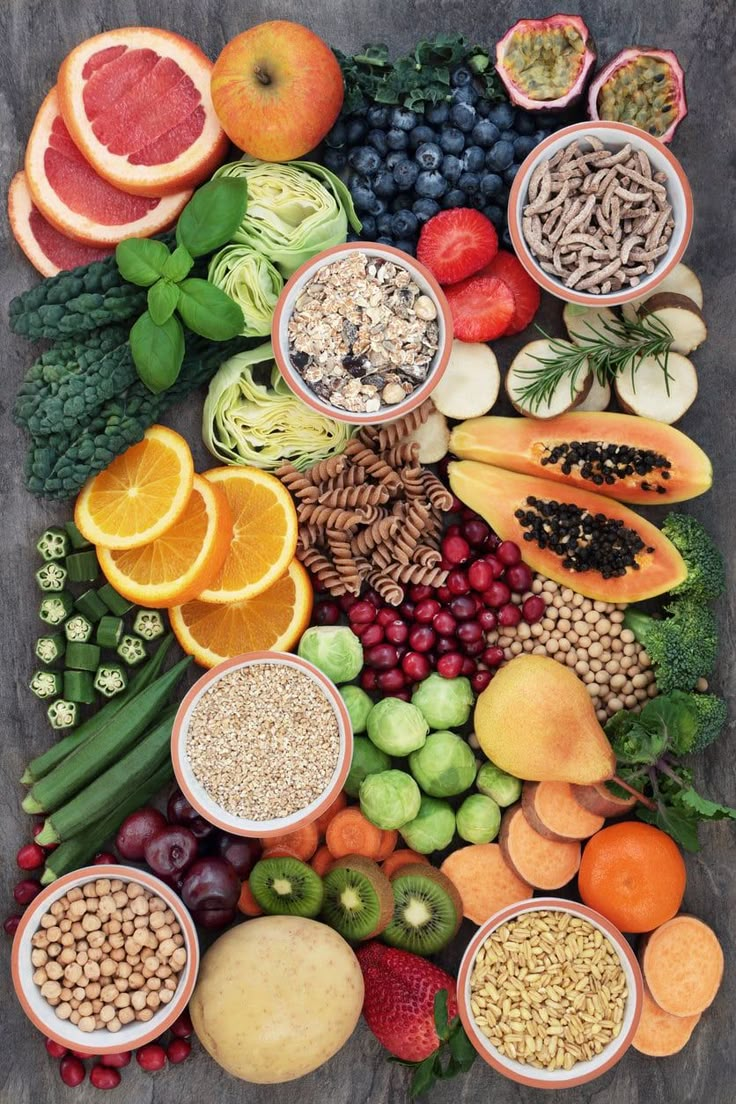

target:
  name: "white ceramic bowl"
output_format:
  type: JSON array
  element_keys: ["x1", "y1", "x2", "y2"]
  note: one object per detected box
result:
[
  {"x1": 457, "y1": 897, "x2": 643, "y2": 1090},
  {"x1": 508, "y1": 121, "x2": 693, "y2": 306},
  {"x1": 11, "y1": 865, "x2": 199, "y2": 1055},
  {"x1": 171, "y1": 651, "x2": 353, "y2": 839},
  {"x1": 271, "y1": 241, "x2": 453, "y2": 424}
]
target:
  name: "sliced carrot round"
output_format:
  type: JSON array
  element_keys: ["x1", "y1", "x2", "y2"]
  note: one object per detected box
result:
[
  {"x1": 375, "y1": 829, "x2": 399, "y2": 862},
  {"x1": 311, "y1": 845, "x2": 335, "y2": 878},
  {"x1": 237, "y1": 881, "x2": 264, "y2": 917},
  {"x1": 381, "y1": 849, "x2": 431, "y2": 879},
  {"x1": 314, "y1": 791, "x2": 348, "y2": 838},
  {"x1": 259, "y1": 823, "x2": 319, "y2": 863},
  {"x1": 325, "y1": 808, "x2": 384, "y2": 860}
]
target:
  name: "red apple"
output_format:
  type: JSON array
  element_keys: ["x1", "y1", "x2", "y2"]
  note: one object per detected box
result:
[{"x1": 211, "y1": 21, "x2": 344, "y2": 161}]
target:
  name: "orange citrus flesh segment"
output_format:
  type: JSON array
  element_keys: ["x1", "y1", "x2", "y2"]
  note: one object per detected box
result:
[
  {"x1": 74, "y1": 425, "x2": 194, "y2": 550},
  {"x1": 97, "y1": 475, "x2": 233, "y2": 608},
  {"x1": 199, "y1": 466, "x2": 298, "y2": 603},
  {"x1": 169, "y1": 559, "x2": 313, "y2": 668}
]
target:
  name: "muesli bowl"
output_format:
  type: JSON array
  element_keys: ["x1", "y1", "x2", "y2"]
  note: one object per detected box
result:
[
  {"x1": 271, "y1": 241, "x2": 453, "y2": 424},
  {"x1": 457, "y1": 897, "x2": 643, "y2": 1090},
  {"x1": 171, "y1": 652, "x2": 353, "y2": 839},
  {"x1": 508, "y1": 120, "x2": 693, "y2": 307}
]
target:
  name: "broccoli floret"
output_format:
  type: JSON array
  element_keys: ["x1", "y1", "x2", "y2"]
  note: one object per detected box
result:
[
  {"x1": 667, "y1": 690, "x2": 729, "y2": 753},
  {"x1": 624, "y1": 597, "x2": 718, "y2": 694},
  {"x1": 662, "y1": 513, "x2": 725, "y2": 603}
]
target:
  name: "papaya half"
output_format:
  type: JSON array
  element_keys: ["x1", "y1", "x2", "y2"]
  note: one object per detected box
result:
[
  {"x1": 449, "y1": 412, "x2": 711, "y2": 506},
  {"x1": 448, "y1": 460, "x2": 687, "y2": 602}
]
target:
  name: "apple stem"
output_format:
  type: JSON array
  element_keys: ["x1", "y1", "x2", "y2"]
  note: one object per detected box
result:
[
  {"x1": 254, "y1": 65, "x2": 271, "y2": 86},
  {"x1": 611, "y1": 774, "x2": 657, "y2": 811}
]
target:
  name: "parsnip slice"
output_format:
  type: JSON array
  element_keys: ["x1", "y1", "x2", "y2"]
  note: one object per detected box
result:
[
  {"x1": 615, "y1": 352, "x2": 697, "y2": 424},
  {"x1": 639, "y1": 293, "x2": 707, "y2": 355},
  {"x1": 405, "y1": 407, "x2": 450, "y2": 463},
  {"x1": 431, "y1": 340, "x2": 501, "y2": 420},
  {"x1": 575, "y1": 374, "x2": 611, "y2": 412},
  {"x1": 563, "y1": 303, "x2": 623, "y2": 347},
  {"x1": 622, "y1": 263, "x2": 703, "y2": 323},
  {"x1": 506, "y1": 339, "x2": 592, "y2": 419}
]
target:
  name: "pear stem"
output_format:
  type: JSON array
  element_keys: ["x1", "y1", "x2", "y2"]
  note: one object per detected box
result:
[{"x1": 611, "y1": 774, "x2": 657, "y2": 811}]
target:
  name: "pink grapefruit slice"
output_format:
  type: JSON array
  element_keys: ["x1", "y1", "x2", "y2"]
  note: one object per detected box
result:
[
  {"x1": 8, "y1": 171, "x2": 112, "y2": 276},
  {"x1": 57, "y1": 27, "x2": 229, "y2": 197},
  {"x1": 25, "y1": 89, "x2": 191, "y2": 246}
]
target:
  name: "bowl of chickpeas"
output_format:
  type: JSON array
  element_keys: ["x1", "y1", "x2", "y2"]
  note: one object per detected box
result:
[{"x1": 11, "y1": 865, "x2": 199, "y2": 1055}]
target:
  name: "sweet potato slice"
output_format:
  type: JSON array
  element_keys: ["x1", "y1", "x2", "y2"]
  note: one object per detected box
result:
[
  {"x1": 522, "y1": 781, "x2": 604, "y2": 841},
  {"x1": 499, "y1": 805, "x2": 581, "y2": 890},
  {"x1": 440, "y1": 843, "x2": 531, "y2": 925},
  {"x1": 571, "y1": 782, "x2": 636, "y2": 818},
  {"x1": 632, "y1": 985, "x2": 700, "y2": 1057},
  {"x1": 640, "y1": 915, "x2": 724, "y2": 1017}
]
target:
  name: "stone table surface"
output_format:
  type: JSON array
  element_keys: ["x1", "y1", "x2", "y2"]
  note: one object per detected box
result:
[{"x1": 0, "y1": 1, "x2": 734, "y2": 1102}]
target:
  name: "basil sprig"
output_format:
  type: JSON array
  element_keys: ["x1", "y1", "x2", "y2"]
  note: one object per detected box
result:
[{"x1": 116, "y1": 178, "x2": 248, "y2": 393}]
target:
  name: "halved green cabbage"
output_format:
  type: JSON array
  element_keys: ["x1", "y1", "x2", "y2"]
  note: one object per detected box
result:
[
  {"x1": 211, "y1": 157, "x2": 361, "y2": 276},
  {"x1": 208, "y1": 245, "x2": 283, "y2": 337},
  {"x1": 202, "y1": 342, "x2": 355, "y2": 471}
]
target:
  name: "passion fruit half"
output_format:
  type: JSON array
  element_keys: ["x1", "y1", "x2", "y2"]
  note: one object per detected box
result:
[
  {"x1": 495, "y1": 14, "x2": 596, "y2": 111},
  {"x1": 588, "y1": 47, "x2": 687, "y2": 144}
]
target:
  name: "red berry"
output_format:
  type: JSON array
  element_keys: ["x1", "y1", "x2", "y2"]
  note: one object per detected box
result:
[
  {"x1": 436, "y1": 636, "x2": 457, "y2": 656},
  {"x1": 167, "y1": 1038, "x2": 192, "y2": 1065},
  {"x1": 90, "y1": 1064, "x2": 121, "y2": 1090},
  {"x1": 364, "y1": 589, "x2": 383, "y2": 608},
  {"x1": 462, "y1": 518, "x2": 491, "y2": 546},
  {"x1": 448, "y1": 595, "x2": 476, "y2": 621},
  {"x1": 4, "y1": 915, "x2": 21, "y2": 936},
  {"x1": 498, "y1": 603, "x2": 522, "y2": 628},
  {"x1": 482, "y1": 581, "x2": 511, "y2": 608},
  {"x1": 360, "y1": 624, "x2": 385, "y2": 648},
  {"x1": 432, "y1": 611, "x2": 457, "y2": 637},
  {"x1": 93, "y1": 851, "x2": 116, "y2": 866},
  {"x1": 467, "y1": 560, "x2": 493, "y2": 591},
  {"x1": 413, "y1": 598, "x2": 441, "y2": 624},
  {"x1": 448, "y1": 568, "x2": 471, "y2": 596},
  {"x1": 378, "y1": 668, "x2": 406, "y2": 693},
  {"x1": 472, "y1": 670, "x2": 493, "y2": 693},
  {"x1": 14, "y1": 879, "x2": 41, "y2": 905},
  {"x1": 441, "y1": 534, "x2": 471, "y2": 565},
  {"x1": 437, "y1": 652, "x2": 464, "y2": 679},
  {"x1": 360, "y1": 669, "x2": 379, "y2": 692},
  {"x1": 484, "y1": 554, "x2": 505, "y2": 579},
  {"x1": 483, "y1": 646, "x2": 505, "y2": 667},
  {"x1": 376, "y1": 607, "x2": 394, "y2": 626},
  {"x1": 481, "y1": 249, "x2": 541, "y2": 335},
  {"x1": 478, "y1": 608, "x2": 498, "y2": 632},
  {"x1": 339, "y1": 595, "x2": 357, "y2": 613},
  {"x1": 399, "y1": 601, "x2": 416, "y2": 620},
  {"x1": 461, "y1": 657, "x2": 477, "y2": 676},
  {"x1": 45, "y1": 1038, "x2": 68, "y2": 1059},
  {"x1": 436, "y1": 585, "x2": 452, "y2": 603},
  {"x1": 169, "y1": 1010, "x2": 194, "y2": 1038},
  {"x1": 385, "y1": 619, "x2": 409, "y2": 645},
  {"x1": 522, "y1": 595, "x2": 546, "y2": 624},
  {"x1": 444, "y1": 523, "x2": 462, "y2": 538},
  {"x1": 100, "y1": 1052, "x2": 131, "y2": 1068},
  {"x1": 497, "y1": 540, "x2": 521, "y2": 566},
  {"x1": 408, "y1": 625, "x2": 435, "y2": 653},
  {"x1": 505, "y1": 562, "x2": 534, "y2": 592},
  {"x1": 409, "y1": 585, "x2": 433, "y2": 601},
  {"x1": 450, "y1": 496, "x2": 464, "y2": 513},
  {"x1": 17, "y1": 843, "x2": 45, "y2": 871},
  {"x1": 136, "y1": 1044, "x2": 167, "y2": 1072},
  {"x1": 463, "y1": 639, "x2": 485, "y2": 658},
  {"x1": 402, "y1": 652, "x2": 432, "y2": 682},
  {"x1": 365, "y1": 644, "x2": 399, "y2": 670},
  {"x1": 60, "y1": 1057, "x2": 86, "y2": 1087},
  {"x1": 456, "y1": 620, "x2": 483, "y2": 644},
  {"x1": 350, "y1": 600, "x2": 377, "y2": 624},
  {"x1": 445, "y1": 275, "x2": 515, "y2": 341},
  {"x1": 315, "y1": 601, "x2": 340, "y2": 626},
  {"x1": 417, "y1": 208, "x2": 499, "y2": 285}
]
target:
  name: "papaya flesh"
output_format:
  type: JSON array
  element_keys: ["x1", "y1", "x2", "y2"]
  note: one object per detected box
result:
[
  {"x1": 450, "y1": 412, "x2": 712, "y2": 505},
  {"x1": 448, "y1": 460, "x2": 687, "y2": 603}
]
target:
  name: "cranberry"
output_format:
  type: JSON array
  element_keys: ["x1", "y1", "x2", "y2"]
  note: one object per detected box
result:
[
  {"x1": 93, "y1": 851, "x2": 117, "y2": 865},
  {"x1": 450, "y1": 496, "x2": 464, "y2": 513},
  {"x1": 457, "y1": 620, "x2": 482, "y2": 644},
  {"x1": 136, "y1": 1043, "x2": 167, "y2": 1072},
  {"x1": 505, "y1": 562, "x2": 534, "y2": 593},
  {"x1": 498, "y1": 603, "x2": 523, "y2": 628},
  {"x1": 170, "y1": 1010, "x2": 194, "y2": 1039},
  {"x1": 32, "y1": 821, "x2": 56, "y2": 851},
  {"x1": 402, "y1": 652, "x2": 432, "y2": 681},
  {"x1": 442, "y1": 534, "x2": 471, "y2": 565},
  {"x1": 365, "y1": 644, "x2": 399, "y2": 670},
  {"x1": 436, "y1": 585, "x2": 452, "y2": 603},
  {"x1": 360, "y1": 624, "x2": 385, "y2": 648},
  {"x1": 60, "y1": 1056, "x2": 86, "y2": 1087},
  {"x1": 414, "y1": 598, "x2": 441, "y2": 623},
  {"x1": 144, "y1": 826, "x2": 198, "y2": 880},
  {"x1": 216, "y1": 835, "x2": 261, "y2": 879},
  {"x1": 350, "y1": 600, "x2": 377, "y2": 624},
  {"x1": 435, "y1": 636, "x2": 456, "y2": 656},
  {"x1": 360, "y1": 668, "x2": 379, "y2": 692},
  {"x1": 440, "y1": 557, "x2": 454, "y2": 571},
  {"x1": 461, "y1": 657, "x2": 477, "y2": 676},
  {"x1": 378, "y1": 668, "x2": 406, "y2": 692},
  {"x1": 116, "y1": 806, "x2": 167, "y2": 861},
  {"x1": 339, "y1": 595, "x2": 357, "y2": 613},
  {"x1": 70, "y1": 1051, "x2": 93, "y2": 1060},
  {"x1": 447, "y1": 569, "x2": 471, "y2": 596},
  {"x1": 377, "y1": 608, "x2": 396, "y2": 626},
  {"x1": 444, "y1": 522, "x2": 462, "y2": 538},
  {"x1": 497, "y1": 540, "x2": 521, "y2": 566},
  {"x1": 17, "y1": 843, "x2": 45, "y2": 871},
  {"x1": 315, "y1": 601, "x2": 340, "y2": 625},
  {"x1": 100, "y1": 1052, "x2": 131, "y2": 1068},
  {"x1": 472, "y1": 671, "x2": 493, "y2": 693},
  {"x1": 482, "y1": 581, "x2": 511, "y2": 608},
  {"x1": 409, "y1": 584, "x2": 433, "y2": 601},
  {"x1": 311, "y1": 575, "x2": 326, "y2": 593},
  {"x1": 437, "y1": 652, "x2": 464, "y2": 679},
  {"x1": 483, "y1": 646, "x2": 505, "y2": 667},
  {"x1": 363, "y1": 589, "x2": 383, "y2": 607},
  {"x1": 167, "y1": 1038, "x2": 192, "y2": 1064},
  {"x1": 484, "y1": 554, "x2": 505, "y2": 579},
  {"x1": 467, "y1": 560, "x2": 492, "y2": 592},
  {"x1": 448, "y1": 595, "x2": 476, "y2": 621},
  {"x1": 408, "y1": 625, "x2": 436, "y2": 653},
  {"x1": 384, "y1": 619, "x2": 409, "y2": 645},
  {"x1": 90, "y1": 1064, "x2": 121, "y2": 1090},
  {"x1": 522, "y1": 595, "x2": 546, "y2": 624},
  {"x1": 45, "y1": 1038, "x2": 68, "y2": 1059},
  {"x1": 4, "y1": 915, "x2": 21, "y2": 936},
  {"x1": 463, "y1": 639, "x2": 486, "y2": 658},
  {"x1": 399, "y1": 600, "x2": 416, "y2": 620},
  {"x1": 478, "y1": 608, "x2": 498, "y2": 632},
  {"x1": 462, "y1": 517, "x2": 489, "y2": 545},
  {"x1": 14, "y1": 879, "x2": 41, "y2": 905},
  {"x1": 432, "y1": 610, "x2": 457, "y2": 637}
]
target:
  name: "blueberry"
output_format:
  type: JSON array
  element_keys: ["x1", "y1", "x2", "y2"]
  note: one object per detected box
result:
[
  {"x1": 425, "y1": 102, "x2": 449, "y2": 126},
  {"x1": 486, "y1": 140, "x2": 515, "y2": 171},
  {"x1": 409, "y1": 125, "x2": 435, "y2": 149},
  {"x1": 513, "y1": 135, "x2": 537, "y2": 161},
  {"x1": 514, "y1": 112, "x2": 536, "y2": 136},
  {"x1": 487, "y1": 102, "x2": 515, "y2": 129},
  {"x1": 366, "y1": 129, "x2": 389, "y2": 157},
  {"x1": 532, "y1": 129, "x2": 549, "y2": 147},
  {"x1": 391, "y1": 193, "x2": 414, "y2": 211},
  {"x1": 386, "y1": 128, "x2": 409, "y2": 151},
  {"x1": 475, "y1": 98, "x2": 491, "y2": 118},
  {"x1": 482, "y1": 204, "x2": 505, "y2": 228},
  {"x1": 413, "y1": 197, "x2": 441, "y2": 223},
  {"x1": 393, "y1": 158, "x2": 419, "y2": 190},
  {"x1": 346, "y1": 116, "x2": 368, "y2": 144},
  {"x1": 504, "y1": 164, "x2": 521, "y2": 186},
  {"x1": 415, "y1": 141, "x2": 443, "y2": 171},
  {"x1": 450, "y1": 102, "x2": 477, "y2": 132},
  {"x1": 374, "y1": 169, "x2": 398, "y2": 198},
  {"x1": 376, "y1": 236, "x2": 394, "y2": 246},
  {"x1": 386, "y1": 150, "x2": 410, "y2": 171},
  {"x1": 322, "y1": 147, "x2": 347, "y2": 173},
  {"x1": 367, "y1": 104, "x2": 390, "y2": 128},
  {"x1": 391, "y1": 210, "x2": 419, "y2": 238},
  {"x1": 371, "y1": 196, "x2": 388, "y2": 216},
  {"x1": 458, "y1": 171, "x2": 480, "y2": 195},
  {"x1": 480, "y1": 172, "x2": 503, "y2": 198},
  {"x1": 467, "y1": 193, "x2": 486, "y2": 210},
  {"x1": 394, "y1": 239, "x2": 417, "y2": 254},
  {"x1": 500, "y1": 129, "x2": 517, "y2": 144},
  {"x1": 442, "y1": 188, "x2": 467, "y2": 209},
  {"x1": 348, "y1": 146, "x2": 382, "y2": 175},
  {"x1": 416, "y1": 170, "x2": 447, "y2": 198},
  {"x1": 324, "y1": 120, "x2": 347, "y2": 148},
  {"x1": 390, "y1": 106, "x2": 418, "y2": 131},
  {"x1": 471, "y1": 119, "x2": 501, "y2": 148},
  {"x1": 439, "y1": 127, "x2": 465, "y2": 155},
  {"x1": 346, "y1": 231, "x2": 361, "y2": 242},
  {"x1": 452, "y1": 85, "x2": 477, "y2": 105},
  {"x1": 441, "y1": 154, "x2": 463, "y2": 183},
  {"x1": 451, "y1": 65, "x2": 473, "y2": 88},
  {"x1": 501, "y1": 226, "x2": 513, "y2": 249},
  {"x1": 376, "y1": 212, "x2": 394, "y2": 236},
  {"x1": 350, "y1": 180, "x2": 377, "y2": 213},
  {"x1": 462, "y1": 145, "x2": 485, "y2": 172}
]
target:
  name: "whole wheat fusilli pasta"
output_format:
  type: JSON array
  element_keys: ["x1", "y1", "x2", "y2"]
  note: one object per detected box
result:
[
  {"x1": 422, "y1": 470, "x2": 455, "y2": 512},
  {"x1": 351, "y1": 515, "x2": 400, "y2": 555},
  {"x1": 374, "y1": 399, "x2": 434, "y2": 452},
  {"x1": 385, "y1": 561, "x2": 449, "y2": 587},
  {"x1": 318, "y1": 484, "x2": 389, "y2": 509},
  {"x1": 367, "y1": 570, "x2": 404, "y2": 607},
  {"x1": 299, "y1": 548, "x2": 347, "y2": 595}
]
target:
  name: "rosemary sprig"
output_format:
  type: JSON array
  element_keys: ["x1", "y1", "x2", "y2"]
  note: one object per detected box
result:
[{"x1": 515, "y1": 312, "x2": 675, "y2": 414}]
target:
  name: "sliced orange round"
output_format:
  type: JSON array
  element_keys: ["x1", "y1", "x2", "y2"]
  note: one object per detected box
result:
[
  {"x1": 75, "y1": 425, "x2": 194, "y2": 550},
  {"x1": 169, "y1": 559, "x2": 313, "y2": 668},
  {"x1": 97, "y1": 475, "x2": 233, "y2": 608},
  {"x1": 198, "y1": 467, "x2": 298, "y2": 603}
]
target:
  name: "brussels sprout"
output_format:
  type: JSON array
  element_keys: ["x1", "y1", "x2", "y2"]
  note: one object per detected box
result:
[
  {"x1": 344, "y1": 736, "x2": 391, "y2": 798},
  {"x1": 408, "y1": 731, "x2": 477, "y2": 797},
  {"x1": 359, "y1": 769, "x2": 422, "y2": 830},
  {"x1": 297, "y1": 626, "x2": 363, "y2": 684},
  {"x1": 411, "y1": 673, "x2": 474, "y2": 729},
  {"x1": 456, "y1": 794, "x2": 501, "y2": 844},
  {"x1": 400, "y1": 797, "x2": 456, "y2": 854},
  {"x1": 367, "y1": 698, "x2": 429, "y2": 756},
  {"x1": 476, "y1": 762, "x2": 522, "y2": 807},
  {"x1": 339, "y1": 685, "x2": 374, "y2": 734}
]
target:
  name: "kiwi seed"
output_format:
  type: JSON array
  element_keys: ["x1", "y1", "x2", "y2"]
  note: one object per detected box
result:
[
  {"x1": 249, "y1": 856, "x2": 324, "y2": 918},
  {"x1": 321, "y1": 855, "x2": 393, "y2": 941},
  {"x1": 384, "y1": 865, "x2": 462, "y2": 955}
]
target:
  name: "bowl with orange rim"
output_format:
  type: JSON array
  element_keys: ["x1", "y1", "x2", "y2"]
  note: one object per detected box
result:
[{"x1": 171, "y1": 651, "x2": 353, "y2": 839}]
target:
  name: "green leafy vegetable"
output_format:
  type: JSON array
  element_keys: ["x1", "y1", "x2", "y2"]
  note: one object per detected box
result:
[
  {"x1": 208, "y1": 245, "x2": 283, "y2": 337},
  {"x1": 147, "y1": 280, "x2": 180, "y2": 325},
  {"x1": 129, "y1": 311, "x2": 185, "y2": 394},
  {"x1": 176, "y1": 177, "x2": 248, "y2": 257},
  {"x1": 661, "y1": 513, "x2": 726, "y2": 602},
  {"x1": 176, "y1": 278, "x2": 244, "y2": 341},
  {"x1": 624, "y1": 597, "x2": 718, "y2": 694},
  {"x1": 115, "y1": 238, "x2": 170, "y2": 286}
]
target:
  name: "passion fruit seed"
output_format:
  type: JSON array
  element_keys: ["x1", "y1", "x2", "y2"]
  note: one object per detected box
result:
[
  {"x1": 504, "y1": 26, "x2": 586, "y2": 100},
  {"x1": 598, "y1": 58, "x2": 678, "y2": 137}
]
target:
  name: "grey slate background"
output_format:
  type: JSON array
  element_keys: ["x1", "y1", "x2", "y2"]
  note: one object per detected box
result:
[{"x1": 0, "y1": 1, "x2": 734, "y2": 1101}]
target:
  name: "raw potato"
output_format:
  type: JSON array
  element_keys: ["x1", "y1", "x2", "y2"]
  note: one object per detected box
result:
[
  {"x1": 431, "y1": 340, "x2": 501, "y2": 420},
  {"x1": 622, "y1": 263, "x2": 703, "y2": 324},
  {"x1": 521, "y1": 781, "x2": 604, "y2": 841},
  {"x1": 499, "y1": 804, "x2": 581, "y2": 890},
  {"x1": 405, "y1": 406, "x2": 450, "y2": 463},
  {"x1": 639, "y1": 293, "x2": 708, "y2": 354},
  {"x1": 574, "y1": 374, "x2": 611, "y2": 412},
  {"x1": 190, "y1": 916, "x2": 364, "y2": 1083},
  {"x1": 615, "y1": 351, "x2": 698, "y2": 423},
  {"x1": 640, "y1": 915, "x2": 724, "y2": 1018},
  {"x1": 506, "y1": 339, "x2": 592, "y2": 419},
  {"x1": 632, "y1": 985, "x2": 701, "y2": 1057},
  {"x1": 563, "y1": 303, "x2": 622, "y2": 346},
  {"x1": 439, "y1": 843, "x2": 531, "y2": 925}
]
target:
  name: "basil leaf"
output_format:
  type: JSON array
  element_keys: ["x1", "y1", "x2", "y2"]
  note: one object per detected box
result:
[
  {"x1": 115, "y1": 238, "x2": 171, "y2": 286},
  {"x1": 129, "y1": 311, "x2": 185, "y2": 393},
  {"x1": 148, "y1": 280, "x2": 180, "y2": 325},
  {"x1": 162, "y1": 244, "x2": 194, "y2": 282},
  {"x1": 177, "y1": 278, "x2": 244, "y2": 340},
  {"x1": 176, "y1": 178, "x2": 248, "y2": 257},
  {"x1": 433, "y1": 989, "x2": 449, "y2": 1043}
]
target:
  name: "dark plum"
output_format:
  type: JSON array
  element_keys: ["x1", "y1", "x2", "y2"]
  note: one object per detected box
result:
[
  {"x1": 181, "y1": 858, "x2": 240, "y2": 912},
  {"x1": 144, "y1": 826, "x2": 198, "y2": 880},
  {"x1": 115, "y1": 806, "x2": 167, "y2": 861},
  {"x1": 216, "y1": 835, "x2": 262, "y2": 879},
  {"x1": 167, "y1": 790, "x2": 216, "y2": 839}
]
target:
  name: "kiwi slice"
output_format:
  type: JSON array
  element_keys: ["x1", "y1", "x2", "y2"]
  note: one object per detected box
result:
[
  {"x1": 249, "y1": 857, "x2": 324, "y2": 918},
  {"x1": 384, "y1": 865, "x2": 462, "y2": 955},
  {"x1": 321, "y1": 855, "x2": 393, "y2": 941}
]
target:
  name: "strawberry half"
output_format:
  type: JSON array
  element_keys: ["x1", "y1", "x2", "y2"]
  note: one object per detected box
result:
[
  {"x1": 416, "y1": 208, "x2": 498, "y2": 285},
  {"x1": 479, "y1": 250, "x2": 542, "y2": 335},
  {"x1": 445, "y1": 275, "x2": 516, "y2": 342}
]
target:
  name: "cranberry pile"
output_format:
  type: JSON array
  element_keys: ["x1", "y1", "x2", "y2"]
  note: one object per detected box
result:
[{"x1": 313, "y1": 507, "x2": 546, "y2": 698}]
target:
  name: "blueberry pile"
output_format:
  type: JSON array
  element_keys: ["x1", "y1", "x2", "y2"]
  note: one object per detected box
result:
[{"x1": 320, "y1": 65, "x2": 564, "y2": 255}]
